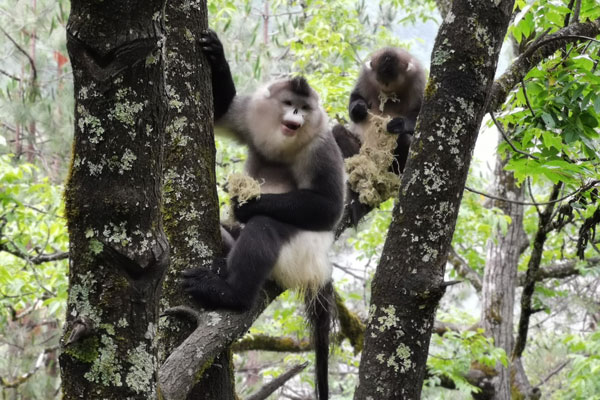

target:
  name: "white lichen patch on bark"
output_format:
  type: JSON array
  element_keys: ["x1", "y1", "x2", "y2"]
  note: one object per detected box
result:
[
  {"x1": 126, "y1": 343, "x2": 157, "y2": 395},
  {"x1": 109, "y1": 88, "x2": 145, "y2": 128},
  {"x1": 166, "y1": 116, "x2": 191, "y2": 146},
  {"x1": 69, "y1": 271, "x2": 102, "y2": 325},
  {"x1": 77, "y1": 104, "x2": 105, "y2": 144},
  {"x1": 118, "y1": 148, "x2": 137, "y2": 174},
  {"x1": 184, "y1": 226, "x2": 212, "y2": 259},
  {"x1": 84, "y1": 334, "x2": 123, "y2": 387},
  {"x1": 103, "y1": 221, "x2": 131, "y2": 247}
]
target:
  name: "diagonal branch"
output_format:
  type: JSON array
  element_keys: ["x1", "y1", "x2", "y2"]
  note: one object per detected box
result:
[
  {"x1": 1, "y1": 27, "x2": 37, "y2": 87},
  {"x1": 448, "y1": 246, "x2": 483, "y2": 291},
  {"x1": 488, "y1": 17, "x2": 600, "y2": 112},
  {"x1": 158, "y1": 283, "x2": 282, "y2": 400},
  {"x1": 513, "y1": 183, "x2": 562, "y2": 359},
  {"x1": 246, "y1": 362, "x2": 309, "y2": 400}
]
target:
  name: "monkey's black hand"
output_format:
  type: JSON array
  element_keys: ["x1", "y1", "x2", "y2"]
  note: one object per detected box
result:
[
  {"x1": 386, "y1": 117, "x2": 407, "y2": 134},
  {"x1": 232, "y1": 198, "x2": 256, "y2": 224},
  {"x1": 198, "y1": 29, "x2": 236, "y2": 120},
  {"x1": 198, "y1": 29, "x2": 226, "y2": 68},
  {"x1": 349, "y1": 99, "x2": 369, "y2": 122}
]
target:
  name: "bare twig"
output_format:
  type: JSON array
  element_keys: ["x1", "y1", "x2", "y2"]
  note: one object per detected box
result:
[
  {"x1": 1, "y1": 27, "x2": 37, "y2": 86},
  {"x1": 572, "y1": 0, "x2": 582, "y2": 24},
  {"x1": 0, "y1": 243, "x2": 69, "y2": 264},
  {"x1": 534, "y1": 360, "x2": 571, "y2": 388},
  {"x1": 0, "y1": 68, "x2": 21, "y2": 81},
  {"x1": 0, "y1": 350, "x2": 48, "y2": 388},
  {"x1": 527, "y1": 178, "x2": 542, "y2": 216},
  {"x1": 246, "y1": 362, "x2": 309, "y2": 400},
  {"x1": 521, "y1": 79, "x2": 535, "y2": 117},
  {"x1": 490, "y1": 111, "x2": 539, "y2": 160},
  {"x1": 465, "y1": 180, "x2": 600, "y2": 207}
]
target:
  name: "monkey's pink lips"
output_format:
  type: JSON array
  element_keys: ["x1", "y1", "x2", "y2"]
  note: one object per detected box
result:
[{"x1": 281, "y1": 121, "x2": 301, "y2": 136}]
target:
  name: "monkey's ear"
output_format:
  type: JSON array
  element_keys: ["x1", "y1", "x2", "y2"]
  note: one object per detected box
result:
[
  {"x1": 407, "y1": 62, "x2": 414, "y2": 72},
  {"x1": 366, "y1": 60, "x2": 373, "y2": 71}
]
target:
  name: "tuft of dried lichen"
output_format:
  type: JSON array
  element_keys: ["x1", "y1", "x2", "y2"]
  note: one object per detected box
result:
[
  {"x1": 346, "y1": 114, "x2": 400, "y2": 207},
  {"x1": 227, "y1": 173, "x2": 261, "y2": 205}
]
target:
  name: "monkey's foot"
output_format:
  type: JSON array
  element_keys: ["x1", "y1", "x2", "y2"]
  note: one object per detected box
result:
[{"x1": 181, "y1": 268, "x2": 248, "y2": 311}]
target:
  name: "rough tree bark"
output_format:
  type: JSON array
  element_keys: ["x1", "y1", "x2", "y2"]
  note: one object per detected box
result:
[
  {"x1": 59, "y1": 1, "x2": 168, "y2": 399},
  {"x1": 156, "y1": 0, "x2": 236, "y2": 399},
  {"x1": 353, "y1": 1, "x2": 515, "y2": 399}
]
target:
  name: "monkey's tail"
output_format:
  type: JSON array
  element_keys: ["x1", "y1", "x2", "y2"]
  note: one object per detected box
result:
[{"x1": 305, "y1": 281, "x2": 334, "y2": 400}]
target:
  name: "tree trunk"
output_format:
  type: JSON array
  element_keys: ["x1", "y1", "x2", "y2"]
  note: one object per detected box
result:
[
  {"x1": 354, "y1": 1, "x2": 515, "y2": 399},
  {"x1": 158, "y1": 0, "x2": 235, "y2": 398},
  {"x1": 59, "y1": 1, "x2": 168, "y2": 399},
  {"x1": 480, "y1": 142, "x2": 525, "y2": 399}
]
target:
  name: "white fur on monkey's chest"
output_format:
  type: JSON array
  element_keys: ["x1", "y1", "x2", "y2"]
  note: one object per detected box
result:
[{"x1": 271, "y1": 230, "x2": 334, "y2": 290}]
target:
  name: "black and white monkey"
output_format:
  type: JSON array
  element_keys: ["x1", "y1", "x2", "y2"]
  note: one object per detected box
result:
[
  {"x1": 333, "y1": 47, "x2": 426, "y2": 226},
  {"x1": 335, "y1": 46, "x2": 426, "y2": 174},
  {"x1": 182, "y1": 30, "x2": 345, "y2": 400}
]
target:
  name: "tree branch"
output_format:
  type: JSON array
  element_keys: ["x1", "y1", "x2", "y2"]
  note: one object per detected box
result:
[
  {"x1": 158, "y1": 283, "x2": 282, "y2": 400},
  {"x1": 0, "y1": 348, "x2": 55, "y2": 388},
  {"x1": 245, "y1": 362, "x2": 308, "y2": 400},
  {"x1": 0, "y1": 243, "x2": 69, "y2": 264},
  {"x1": 335, "y1": 292, "x2": 366, "y2": 353},
  {"x1": 488, "y1": 17, "x2": 600, "y2": 112},
  {"x1": 232, "y1": 335, "x2": 312, "y2": 353},
  {"x1": 490, "y1": 111, "x2": 539, "y2": 160},
  {"x1": 448, "y1": 246, "x2": 483, "y2": 291},
  {"x1": 513, "y1": 183, "x2": 562, "y2": 359},
  {"x1": 0, "y1": 27, "x2": 37, "y2": 88},
  {"x1": 517, "y1": 257, "x2": 600, "y2": 285}
]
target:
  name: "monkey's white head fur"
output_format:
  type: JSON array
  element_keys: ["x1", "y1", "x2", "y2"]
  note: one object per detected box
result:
[{"x1": 245, "y1": 77, "x2": 328, "y2": 163}]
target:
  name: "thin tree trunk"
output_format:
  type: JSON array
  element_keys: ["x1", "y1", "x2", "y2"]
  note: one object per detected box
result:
[
  {"x1": 354, "y1": 1, "x2": 515, "y2": 398},
  {"x1": 480, "y1": 142, "x2": 525, "y2": 399},
  {"x1": 158, "y1": 0, "x2": 235, "y2": 398},
  {"x1": 59, "y1": 1, "x2": 168, "y2": 398}
]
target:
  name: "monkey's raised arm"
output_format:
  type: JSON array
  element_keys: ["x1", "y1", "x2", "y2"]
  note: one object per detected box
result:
[{"x1": 199, "y1": 30, "x2": 236, "y2": 121}]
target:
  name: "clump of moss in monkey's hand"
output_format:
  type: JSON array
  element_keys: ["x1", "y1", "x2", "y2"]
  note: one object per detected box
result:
[{"x1": 345, "y1": 114, "x2": 400, "y2": 207}]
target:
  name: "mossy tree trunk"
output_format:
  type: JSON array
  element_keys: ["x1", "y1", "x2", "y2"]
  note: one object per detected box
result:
[
  {"x1": 59, "y1": 1, "x2": 169, "y2": 399},
  {"x1": 354, "y1": 1, "x2": 515, "y2": 399},
  {"x1": 158, "y1": 0, "x2": 235, "y2": 398}
]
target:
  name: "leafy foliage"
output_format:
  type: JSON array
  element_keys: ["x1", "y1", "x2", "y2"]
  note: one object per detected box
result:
[{"x1": 0, "y1": 155, "x2": 67, "y2": 397}]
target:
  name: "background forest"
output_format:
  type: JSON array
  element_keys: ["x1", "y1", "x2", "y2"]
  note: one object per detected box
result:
[{"x1": 1, "y1": 0, "x2": 600, "y2": 399}]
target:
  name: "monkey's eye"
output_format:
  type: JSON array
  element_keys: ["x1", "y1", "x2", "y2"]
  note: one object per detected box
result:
[
  {"x1": 283, "y1": 100, "x2": 293, "y2": 106},
  {"x1": 301, "y1": 105, "x2": 311, "y2": 111}
]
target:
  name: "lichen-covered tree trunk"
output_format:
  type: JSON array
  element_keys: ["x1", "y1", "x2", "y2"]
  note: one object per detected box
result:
[
  {"x1": 354, "y1": 1, "x2": 515, "y2": 399},
  {"x1": 480, "y1": 145, "x2": 525, "y2": 400},
  {"x1": 59, "y1": 1, "x2": 168, "y2": 399},
  {"x1": 158, "y1": 0, "x2": 235, "y2": 398}
]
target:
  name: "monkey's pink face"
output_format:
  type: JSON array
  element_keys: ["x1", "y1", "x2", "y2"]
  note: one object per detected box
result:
[{"x1": 280, "y1": 102, "x2": 309, "y2": 137}]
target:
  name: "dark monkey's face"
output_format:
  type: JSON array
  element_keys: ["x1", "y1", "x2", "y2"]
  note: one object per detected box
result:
[
  {"x1": 247, "y1": 77, "x2": 327, "y2": 161},
  {"x1": 367, "y1": 47, "x2": 416, "y2": 94}
]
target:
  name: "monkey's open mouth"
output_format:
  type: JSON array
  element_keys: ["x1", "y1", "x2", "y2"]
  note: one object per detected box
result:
[{"x1": 281, "y1": 121, "x2": 301, "y2": 136}]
